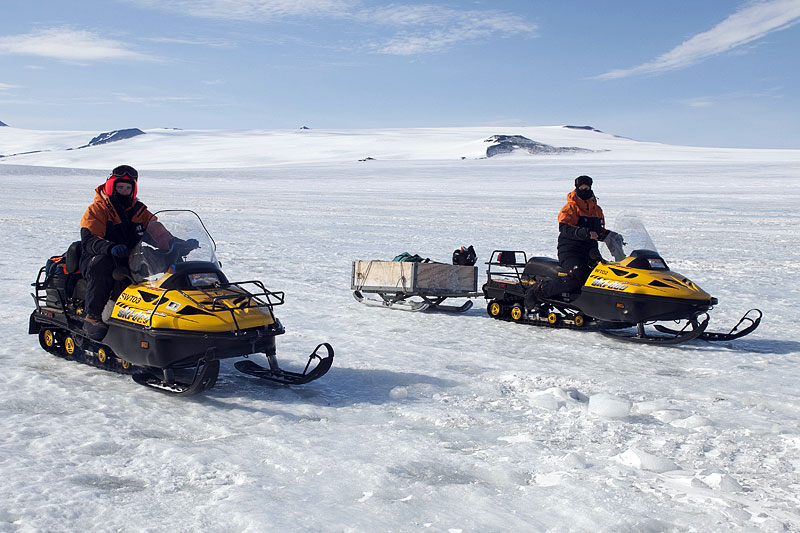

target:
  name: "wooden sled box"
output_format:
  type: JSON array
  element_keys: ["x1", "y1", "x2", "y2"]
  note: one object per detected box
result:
[{"x1": 351, "y1": 261, "x2": 477, "y2": 295}]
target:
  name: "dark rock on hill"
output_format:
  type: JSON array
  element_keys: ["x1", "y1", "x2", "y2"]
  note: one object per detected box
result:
[
  {"x1": 75, "y1": 128, "x2": 146, "y2": 149},
  {"x1": 0, "y1": 120, "x2": 7, "y2": 127},
  {"x1": 564, "y1": 125, "x2": 604, "y2": 133},
  {"x1": 485, "y1": 135, "x2": 595, "y2": 157}
]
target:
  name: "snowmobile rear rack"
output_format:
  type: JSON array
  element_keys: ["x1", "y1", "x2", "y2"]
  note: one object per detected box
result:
[{"x1": 351, "y1": 260, "x2": 480, "y2": 313}]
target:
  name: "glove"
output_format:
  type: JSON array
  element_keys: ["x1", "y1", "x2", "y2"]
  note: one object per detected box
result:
[
  {"x1": 169, "y1": 238, "x2": 200, "y2": 255},
  {"x1": 110, "y1": 244, "x2": 129, "y2": 258}
]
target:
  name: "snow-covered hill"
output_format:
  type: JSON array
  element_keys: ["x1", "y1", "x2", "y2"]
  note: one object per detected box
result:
[
  {"x1": 1, "y1": 126, "x2": 799, "y2": 531},
  {"x1": 2, "y1": 125, "x2": 800, "y2": 169}
]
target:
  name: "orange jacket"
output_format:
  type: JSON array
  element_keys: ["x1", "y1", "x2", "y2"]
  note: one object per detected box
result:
[
  {"x1": 556, "y1": 190, "x2": 606, "y2": 261},
  {"x1": 80, "y1": 185, "x2": 171, "y2": 256},
  {"x1": 558, "y1": 190, "x2": 605, "y2": 230}
]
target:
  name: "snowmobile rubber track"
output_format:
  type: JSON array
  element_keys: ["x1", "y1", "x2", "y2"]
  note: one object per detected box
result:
[
  {"x1": 653, "y1": 308, "x2": 762, "y2": 342},
  {"x1": 234, "y1": 342, "x2": 334, "y2": 385},
  {"x1": 35, "y1": 324, "x2": 139, "y2": 376}
]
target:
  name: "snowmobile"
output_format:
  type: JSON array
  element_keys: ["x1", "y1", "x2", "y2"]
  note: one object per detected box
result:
[
  {"x1": 29, "y1": 210, "x2": 334, "y2": 395},
  {"x1": 482, "y1": 217, "x2": 761, "y2": 345}
]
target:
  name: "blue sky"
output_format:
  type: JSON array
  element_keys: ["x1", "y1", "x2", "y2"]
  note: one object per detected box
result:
[{"x1": 1, "y1": 0, "x2": 799, "y2": 148}]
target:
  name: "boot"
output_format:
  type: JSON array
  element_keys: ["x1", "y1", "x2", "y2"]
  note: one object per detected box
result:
[{"x1": 83, "y1": 314, "x2": 108, "y2": 341}]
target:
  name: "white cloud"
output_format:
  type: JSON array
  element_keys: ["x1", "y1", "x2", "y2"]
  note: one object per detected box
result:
[
  {"x1": 367, "y1": 5, "x2": 536, "y2": 55},
  {"x1": 678, "y1": 86, "x2": 784, "y2": 107},
  {"x1": 127, "y1": 0, "x2": 354, "y2": 20},
  {"x1": 0, "y1": 27, "x2": 156, "y2": 62},
  {"x1": 0, "y1": 82, "x2": 21, "y2": 91},
  {"x1": 126, "y1": 0, "x2": 536, "y2": 55},
  {"x1": 596, "y1": 0, "x2": 800, "y2": 80}
]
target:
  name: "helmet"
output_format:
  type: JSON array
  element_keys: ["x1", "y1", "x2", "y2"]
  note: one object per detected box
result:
[{"x1": 103, "y1": 165, "x2": 138, "y2": 197}]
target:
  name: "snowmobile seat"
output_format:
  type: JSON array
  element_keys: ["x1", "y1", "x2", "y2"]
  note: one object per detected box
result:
[{"x1": 522, "y1": 257, "x2": 565, "y2": 279}]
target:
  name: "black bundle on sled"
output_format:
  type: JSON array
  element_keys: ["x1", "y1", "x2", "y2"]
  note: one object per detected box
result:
[{"x1": 452, "y1": 245, "x2": 477, "y2": 266}]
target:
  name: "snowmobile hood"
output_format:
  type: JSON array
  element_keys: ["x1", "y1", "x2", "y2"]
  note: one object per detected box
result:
[
  {"x1": 111, "y1": 280, "x2": 277, "y2": 333},
  {"x1": 586, "y1": 261, "x2": 712, "y2": 302}
]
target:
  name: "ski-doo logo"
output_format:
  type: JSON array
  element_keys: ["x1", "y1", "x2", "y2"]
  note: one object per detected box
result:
[
  {"x1": 116, "y1": 306, "x2": 152, "y2": 324},
  {"x1": 591, "y1": 278, "x2": 629, "y2": 291}
]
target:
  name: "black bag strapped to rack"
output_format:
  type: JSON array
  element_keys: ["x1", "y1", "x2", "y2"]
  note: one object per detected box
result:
[
  {"x1": 452, "y1": 245, "x2": 477, "y2": 266},
  {"x1": 43, "y1": 241, "x2": 83, "y2": 307}
]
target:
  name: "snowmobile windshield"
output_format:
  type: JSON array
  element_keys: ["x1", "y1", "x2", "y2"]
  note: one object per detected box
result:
[
  {"x1": 603, "y1": 215, "x2": 660, "y2": 261},
  {"x1": 129, "y1": 210, "x2": 219, "y2": 283}
]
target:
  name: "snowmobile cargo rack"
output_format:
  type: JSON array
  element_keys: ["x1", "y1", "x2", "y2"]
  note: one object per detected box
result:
[{"x1": 351, "y1": 260, "x2": 481, "y2": 313}]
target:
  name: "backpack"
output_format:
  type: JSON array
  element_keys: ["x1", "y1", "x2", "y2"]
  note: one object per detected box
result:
[{"x1": 452, "y1": 245, "x2": 477, "y2": 266}]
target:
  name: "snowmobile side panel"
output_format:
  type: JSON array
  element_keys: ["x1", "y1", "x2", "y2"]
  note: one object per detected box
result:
[{"x1": 102, "y1": 319, "x2": 283, "y2": 368}]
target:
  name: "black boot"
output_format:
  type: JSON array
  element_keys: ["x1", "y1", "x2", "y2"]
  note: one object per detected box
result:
[{"x1": 83, "y1": 314, "x2": 108, "y2": 341}]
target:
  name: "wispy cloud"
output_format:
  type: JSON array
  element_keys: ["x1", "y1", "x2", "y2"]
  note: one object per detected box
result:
[
  {"x1": 125, "y1": 0, "x2": 536, "y2": 55},
  {"x1": 596, "y1": 0, "x2": 800, "y2": 80},
  {"x1": 127, "y1": 0, "x2": 354, "y2": 20},
  {"x1": 0, "y1": 27, "x2": 157, "y2": 62},
  {"x1": 0, "y1": 82, "x2": 21, "y2": 91},
  {"x1": 114, "y1": 93, "x2": 205, "y2": 105},
  {"x1": 678, "y1": 86, "x2": 784, "y2": 107},
  {"x1": 145, "y1": 36, "x2": 236, "y2": 48},
  {"x1": 366, "y1": 5, "x2": 536, "y2": 55}
]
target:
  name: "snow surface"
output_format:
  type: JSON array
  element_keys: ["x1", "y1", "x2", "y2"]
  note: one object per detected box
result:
[{"x1": 1, "y1": 126, "x2": 800, "y2": 532}]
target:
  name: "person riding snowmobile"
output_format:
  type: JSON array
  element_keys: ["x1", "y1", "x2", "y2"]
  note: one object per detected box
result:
[
  {"x1": 529, "y1": 175, "x2": 609, "y2": 304},
  {"x1": 79, "y1": 165, "x2": 196, "y2": 340}
]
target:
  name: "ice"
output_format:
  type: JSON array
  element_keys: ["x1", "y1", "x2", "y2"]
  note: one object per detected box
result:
[
  {"x1": 588, "y1": 393, "x2": 632, "y2": 419},
  {"x1": 616, "y1": 448, "x2": 680, "y2": 473}
]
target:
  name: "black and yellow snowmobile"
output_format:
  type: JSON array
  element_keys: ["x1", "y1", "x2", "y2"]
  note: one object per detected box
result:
[
  {"x1": 29, "y1": 210, "x2": 333, "y2": 395},
  {"x1": 482, "y1": 218, "x2": 761, "y2": 345}
]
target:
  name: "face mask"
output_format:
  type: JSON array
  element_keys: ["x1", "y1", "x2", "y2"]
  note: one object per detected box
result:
[{"x1": 576, "y1": 188, "x2": 594, "y2": 200}]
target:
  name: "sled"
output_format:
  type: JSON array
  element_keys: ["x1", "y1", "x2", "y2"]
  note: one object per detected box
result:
[{"x1": 351, "y1": 260, "x2": 481, "y2": 313}]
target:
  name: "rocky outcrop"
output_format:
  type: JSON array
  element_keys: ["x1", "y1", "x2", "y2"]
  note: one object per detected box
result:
[
  {"x1": 75, "y1": 128, "x2": 146, "y2": 149},
  {"x1": 485, "y1": 135, "x2": 595, "y2": 157},
  {"x1": 0, "y1": 120, "x2": 7, "y2": 127}
]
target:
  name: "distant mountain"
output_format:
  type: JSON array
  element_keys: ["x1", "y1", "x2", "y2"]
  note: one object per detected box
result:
[
  {"x1": 564, "y1": 125, "x2": 603, "y2": 133},
  {"x1": 0, "y1": 120, "x2": 7, "y2": 127},
  {"x1": 484, "y1": 135, "x2": 596, "y2": 157},
  {"x1": 74, "y1": 128, "x2": 145, "y2": 149}
]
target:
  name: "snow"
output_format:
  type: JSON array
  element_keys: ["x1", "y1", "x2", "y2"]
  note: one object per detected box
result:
[{"x1": 1, "y1": 126, "x2": 800, "y2": 531}]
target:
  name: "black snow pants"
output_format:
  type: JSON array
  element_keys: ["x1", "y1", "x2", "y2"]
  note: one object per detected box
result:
[
  {"x1": 537, "y1": 254, "x2": 592, "y2": 299},
  {"x1": 80, "y1": 253, "x2": 118, "y2": 317}
]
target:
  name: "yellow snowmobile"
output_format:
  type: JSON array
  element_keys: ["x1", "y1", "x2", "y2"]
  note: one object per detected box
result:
[
  {"x1": 483, "y1": 217, "x2": 761, "y2": 345},
  {"x1": 29, "y1": 210, "x2": 333, "y2": 395}
]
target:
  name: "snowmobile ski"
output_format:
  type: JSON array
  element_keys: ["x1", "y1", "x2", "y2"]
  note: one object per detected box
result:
[
  {"x1": 234, "y1": 342, "x2": 334, "y2": 385},
  {"x1": 599, "y1": 313, "x2": 710, "y2": 345},
  {"x1": 653, "y1": 308, "x2": 762, "y2": 342}
]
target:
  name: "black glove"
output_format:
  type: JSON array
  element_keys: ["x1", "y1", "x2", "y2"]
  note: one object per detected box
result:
[
  {"x1": 169, "y1": 237, "x2": 200, "y2": 256},
  {"x1": 110, "y1": 244, "x2": 129, "y2": 258}
]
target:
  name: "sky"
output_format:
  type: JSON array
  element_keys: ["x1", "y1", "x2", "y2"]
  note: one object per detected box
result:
[{"x1": 1, "y1": 0, "x2": 800, "y2": 148}]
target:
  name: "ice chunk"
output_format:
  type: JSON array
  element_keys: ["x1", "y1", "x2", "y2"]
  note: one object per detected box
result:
[
  {"x1": 563, "y1": 452, "x2": 588, "y2": 469},
  {"x1": 670, "y1": 414, "x2": 712, "y2": 429},
  {"x1": 389, "y1": 387, "x2": 408, "y2": 400},
  {"x1": 588, "y1": 393, "x2": 631, "y2": 419},
  {"x1": 616, "y1": 448, "x2": 680, "y2": 473}
]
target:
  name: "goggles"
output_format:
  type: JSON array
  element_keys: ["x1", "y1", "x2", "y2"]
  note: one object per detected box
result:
[{"x1": 111, "y1": 165, "x2": 138, "y2": 180}]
